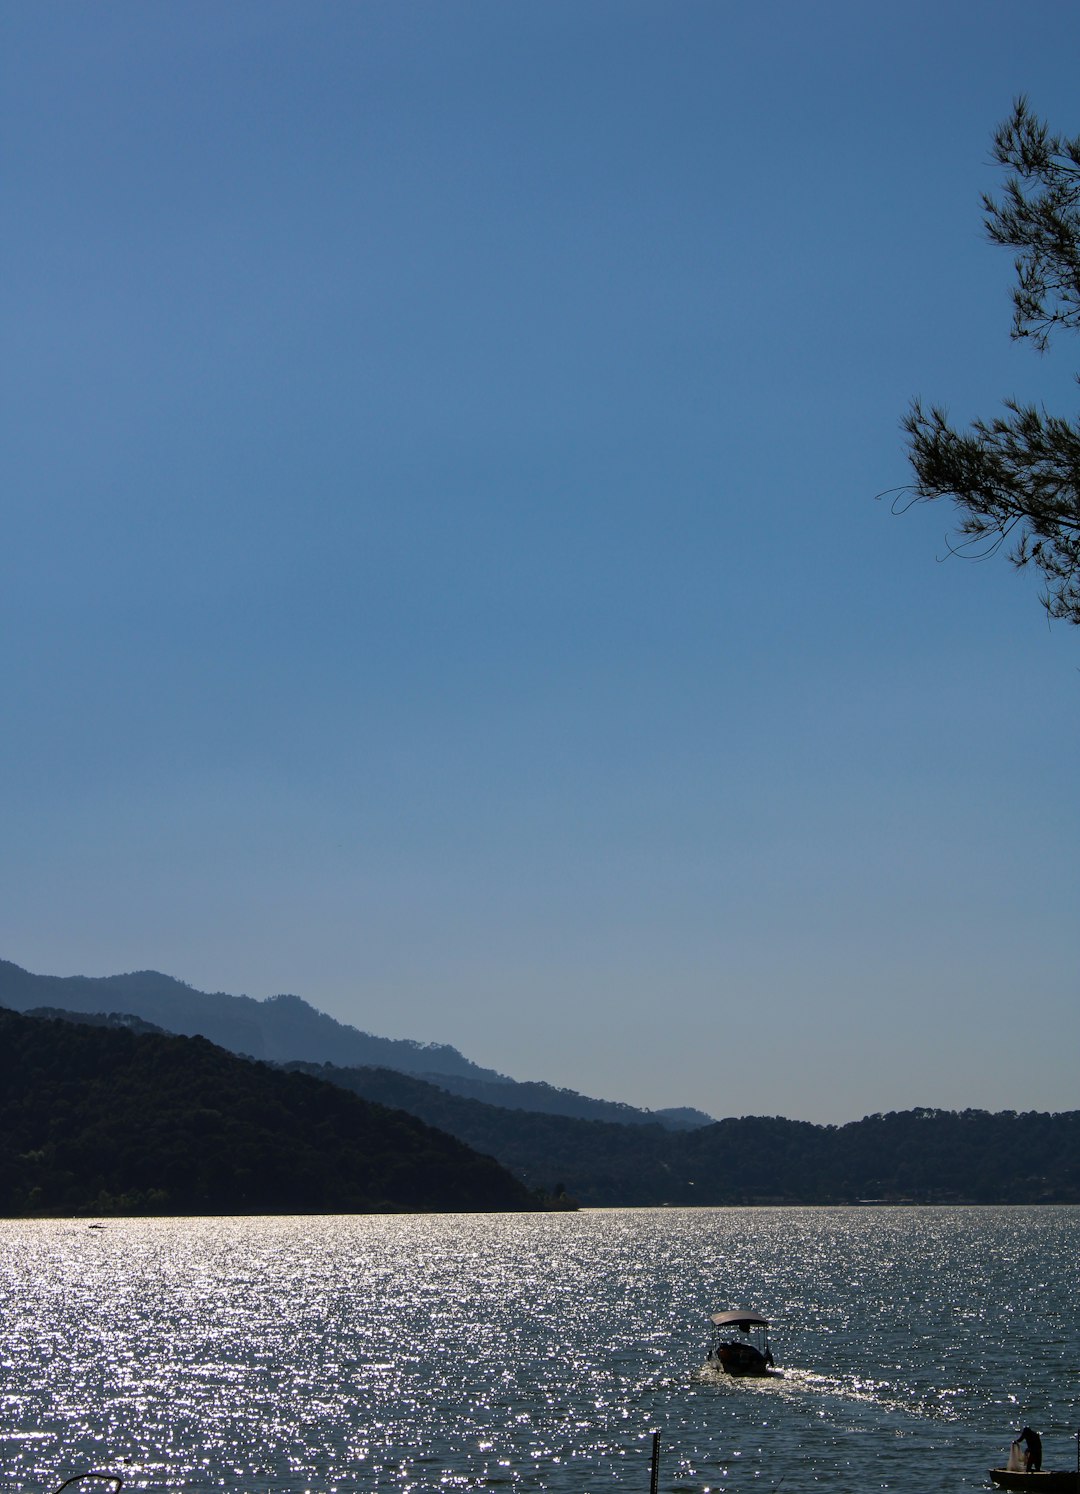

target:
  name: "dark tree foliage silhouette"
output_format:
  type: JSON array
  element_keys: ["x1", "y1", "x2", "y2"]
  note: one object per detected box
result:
[
  {"x1": 290, "y1": 1060, "x2": 1080, "y2": 1206},
  {"x1": 0, "y1": 1009, "x2": 536, "y2": 1217},
  {"x1": 899, "y1": 99, "x2": 1080, "y2": 624}
]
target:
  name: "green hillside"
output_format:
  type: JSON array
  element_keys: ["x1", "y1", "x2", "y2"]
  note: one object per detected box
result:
[{"x1": 0, "y1": 1009, "x2": 536, "y2": 1217}]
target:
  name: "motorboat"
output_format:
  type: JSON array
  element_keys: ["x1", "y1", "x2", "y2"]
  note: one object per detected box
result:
[{"x1": 707, "y1": 1310, "x2": 775, "y2": 1376}]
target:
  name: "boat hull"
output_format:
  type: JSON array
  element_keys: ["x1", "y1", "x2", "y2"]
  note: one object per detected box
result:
[
  {"x1": 714, "y1": 1342, "x2": 773, "y2": 1377},
  {"x1": 989, "y1": 1471, "x2": 1079, "y2": 1493}
]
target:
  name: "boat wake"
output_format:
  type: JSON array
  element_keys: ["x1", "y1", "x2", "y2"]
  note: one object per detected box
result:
[{"x1": 697, "y1": 1360, "x2": 964, "y2": 1424}]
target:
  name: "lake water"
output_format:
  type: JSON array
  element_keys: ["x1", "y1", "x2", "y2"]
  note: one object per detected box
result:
[{"x1": 1, "y1": 1208, "x2": 1077, "y2": 1494}]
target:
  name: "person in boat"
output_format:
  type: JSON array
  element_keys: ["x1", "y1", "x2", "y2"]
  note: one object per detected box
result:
[{"x1": 1017, "y1": 1427, "x2": 1043, "y2": 1472}]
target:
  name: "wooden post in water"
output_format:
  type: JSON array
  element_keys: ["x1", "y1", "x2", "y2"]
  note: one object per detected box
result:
[{"x1": 649, "y1": 1431, "x2": 661, "y2": 1494}]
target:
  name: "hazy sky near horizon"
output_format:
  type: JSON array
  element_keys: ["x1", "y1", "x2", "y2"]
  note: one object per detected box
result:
[{"x1": 3, "y1": 1, "x2": 1078, "y2": 1126}]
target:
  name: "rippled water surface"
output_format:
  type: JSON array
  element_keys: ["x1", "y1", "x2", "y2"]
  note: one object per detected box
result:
[{"x1": 1, "y1": 1208, "x2": 1077, "y2": 1494}]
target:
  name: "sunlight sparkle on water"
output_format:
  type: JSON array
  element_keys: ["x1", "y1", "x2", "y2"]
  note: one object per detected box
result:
[{"x1": 0, "y1": 1210, "x2": 1077, "y2": 1494}]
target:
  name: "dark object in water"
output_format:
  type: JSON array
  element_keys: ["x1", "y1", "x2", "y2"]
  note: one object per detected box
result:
[{"x1": 51, "y1": 1478, "x2": 123, "y2": 1494}]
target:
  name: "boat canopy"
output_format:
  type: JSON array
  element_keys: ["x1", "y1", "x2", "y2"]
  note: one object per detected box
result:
[{"x1": 710, "y1": 1311, "x2": 770, "y2": 1330}]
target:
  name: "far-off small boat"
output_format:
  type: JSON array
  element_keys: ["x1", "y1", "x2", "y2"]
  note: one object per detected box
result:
[{"x1": 707, "y1": 1310, "x2": 776, "y2": 1376}]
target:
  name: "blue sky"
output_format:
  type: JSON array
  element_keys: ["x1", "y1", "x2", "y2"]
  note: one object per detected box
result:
[{"x1": 3, "y1": 1, "x2": 1078, "y2": 1125}]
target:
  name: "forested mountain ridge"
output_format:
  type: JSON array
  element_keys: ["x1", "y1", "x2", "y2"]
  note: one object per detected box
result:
[
  {"x1": 0, "y1": 1008, "x2": 536, "y2": 1217},
  {"x1": 3, "y1": 1005, "x2": 1076, "y2": 1213},
  {"x1": 287, "y1": 1059, "x2": 1080, "y2": 1206},
  {"x1": 0, "y1": 959, "x2": 712, "y2": 1129},
  {"x1": 5, "y1": 965, "x2": 1076, "y2": 1208}
]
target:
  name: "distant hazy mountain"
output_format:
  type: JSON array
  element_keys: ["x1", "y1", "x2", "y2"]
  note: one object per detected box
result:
[
  {"x1": 425, "y1": 1071, "x2": 714, "y2": 1129},
  {"x1": 25, "y1": 1006, "x2": 168, "y2": 1036},
  {"x1": 0, "y1": 959, "x2": 506, "y2": 1079},
  {"x1": 0, "y1": 960, "x2": 714, "y2": 1130},
  {"x1": 654, "y1": 1106, "x2": 715, "y2": 1130}
]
